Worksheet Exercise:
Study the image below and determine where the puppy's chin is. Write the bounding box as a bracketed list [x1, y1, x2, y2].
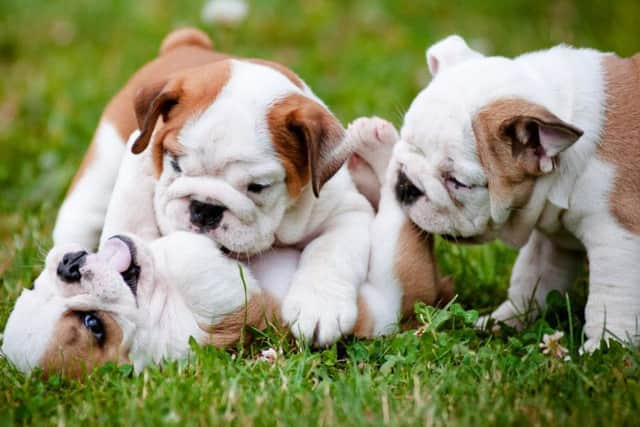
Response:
[403, 200, 491, 241]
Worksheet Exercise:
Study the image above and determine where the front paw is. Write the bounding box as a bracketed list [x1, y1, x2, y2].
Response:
[346, 117, 398, 182]
[475, 301, 526, 332]
[281, 286, 357, 347]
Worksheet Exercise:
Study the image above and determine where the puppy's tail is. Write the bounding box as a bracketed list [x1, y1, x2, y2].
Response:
[159, 27, 213, 56]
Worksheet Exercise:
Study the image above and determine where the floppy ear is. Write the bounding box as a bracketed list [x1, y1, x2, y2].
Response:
[286, 102, 347, 197]
[499, 107, 583, 175]
[426, 35, 483, 77]
[131, 80, 181, 154]
[268, 95, 348, 198]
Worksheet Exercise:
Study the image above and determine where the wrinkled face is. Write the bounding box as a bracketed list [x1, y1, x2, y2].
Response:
[132, 59, 347, 255]
[1, 236, 152, 377]
[392, 36, 582, 243]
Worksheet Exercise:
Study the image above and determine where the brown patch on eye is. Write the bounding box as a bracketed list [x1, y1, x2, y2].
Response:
[393, 220, 453, 322]
[39, 311, 127, 379]
[246, 59, 305, 89]
[598, 54, 640, 234]
[200, 293, 280, 348]
[68, 35, 229, 192]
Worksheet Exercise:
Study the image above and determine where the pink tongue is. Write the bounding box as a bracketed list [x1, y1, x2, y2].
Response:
[97, 238, 132, 273]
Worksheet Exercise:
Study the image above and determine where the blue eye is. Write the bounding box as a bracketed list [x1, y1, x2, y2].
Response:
[247, 183, 270, 193]
[81, 312, 105, 344]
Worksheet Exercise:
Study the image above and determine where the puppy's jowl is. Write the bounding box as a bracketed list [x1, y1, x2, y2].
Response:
[385, 35, 640, 351]
[52, 28, 373, 346]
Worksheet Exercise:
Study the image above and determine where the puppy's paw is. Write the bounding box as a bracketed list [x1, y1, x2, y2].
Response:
[281, 286, 357, 347]
[474, 301, 526, 331]
[346, 117, 398, 182]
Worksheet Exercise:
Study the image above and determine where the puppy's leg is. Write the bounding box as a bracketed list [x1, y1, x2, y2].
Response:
[100, 130, 160, 245]
[477, 230, 583, 330]
[357, 166, 448, 337]
[578, 220, 640, 352]
[53, 121, 125, 249]
[346, 117, 399, 209]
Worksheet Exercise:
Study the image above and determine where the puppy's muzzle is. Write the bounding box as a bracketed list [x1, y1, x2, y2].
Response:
[395, 171, 425, 205]
[57, 250, 88, 283]
[190, 200, 226, 230]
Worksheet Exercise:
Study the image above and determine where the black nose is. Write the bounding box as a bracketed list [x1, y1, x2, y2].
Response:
[395, 171, 425, 205]
[57, 251, 88, 283]
[190, 200, 226, 230]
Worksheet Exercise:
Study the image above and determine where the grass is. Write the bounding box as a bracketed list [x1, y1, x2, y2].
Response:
[1, 0, 640, 425]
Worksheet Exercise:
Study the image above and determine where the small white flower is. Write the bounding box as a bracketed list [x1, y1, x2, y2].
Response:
[540, 331, 569, 359]
[257, 348, 281, 364]
[201, 0, 248, 25]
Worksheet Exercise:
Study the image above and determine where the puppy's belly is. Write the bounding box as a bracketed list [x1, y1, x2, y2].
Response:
[248, 248, 300, 303]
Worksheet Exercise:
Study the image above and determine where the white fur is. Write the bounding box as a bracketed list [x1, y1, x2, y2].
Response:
[53, 122, 125, 249]
[395, 35, 639, 350]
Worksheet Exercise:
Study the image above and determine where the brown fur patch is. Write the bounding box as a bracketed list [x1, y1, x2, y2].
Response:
[159, 27, 213, 56]
[200, 293, 279, 348]
[598, 54, 640, 234]
[39, 311, 127, 378]
[267, 94, 346, 197]
[352, 294, 375, 338]
[246, 59, 305, 89]
[131, 60, 232, 176]
[471, 98, 550, 218]
[393, 220, 450, 320]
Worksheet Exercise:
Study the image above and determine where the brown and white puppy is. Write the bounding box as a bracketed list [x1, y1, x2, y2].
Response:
[346, 117, 453, 334]
[385, 35, 640, 352]
[52, 28, 373, 346]
[1, 231, 301, 377]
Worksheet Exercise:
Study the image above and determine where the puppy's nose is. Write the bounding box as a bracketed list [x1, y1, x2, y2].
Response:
[57, 251, 88, 283]
[395, 171, 425, 205]
[190, 200, 226, 230]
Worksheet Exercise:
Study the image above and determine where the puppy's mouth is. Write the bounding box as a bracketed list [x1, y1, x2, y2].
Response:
[220, 246, 253, 263]
[440, 234, 481, 245]
[106, 236, 141, 296]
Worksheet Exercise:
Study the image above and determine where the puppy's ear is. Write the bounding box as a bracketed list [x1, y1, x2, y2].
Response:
[269, 95, 347, 198]
[499, 107, 583, 175]
[131, 80, 181, 154]
[426, 35, 483, 77]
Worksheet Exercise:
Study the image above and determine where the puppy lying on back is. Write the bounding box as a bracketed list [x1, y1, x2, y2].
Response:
[346, 117, 453, 334]
[52, 28, 373, 346]
[380, 35, 640, 352]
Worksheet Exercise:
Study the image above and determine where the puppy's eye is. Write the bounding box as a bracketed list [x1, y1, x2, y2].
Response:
[81, 312, 105, 344]
[445, 175, 471, 190]
[247, 183, 270, 193]
[170, 156, 182, 173]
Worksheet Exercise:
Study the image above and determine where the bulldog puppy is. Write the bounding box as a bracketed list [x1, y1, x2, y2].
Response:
[1, 232, 298, 377]
[387, 35, 640, 351]
[346, 117, 453, 335]
[52, 28, 373, 346]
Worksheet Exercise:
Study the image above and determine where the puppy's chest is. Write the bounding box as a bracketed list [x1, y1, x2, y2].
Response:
[537, 203, 584, 251]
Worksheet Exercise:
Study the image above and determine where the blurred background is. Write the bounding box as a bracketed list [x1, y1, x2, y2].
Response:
[1, 0, 639, 314]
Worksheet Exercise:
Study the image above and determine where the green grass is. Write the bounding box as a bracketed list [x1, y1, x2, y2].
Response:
[1, 0, 640, 425]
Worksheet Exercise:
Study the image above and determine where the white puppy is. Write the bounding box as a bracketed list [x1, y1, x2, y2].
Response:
[52, 28, 373, 346]
[1, 231, 301, 377]
[384, 35, 640, 351]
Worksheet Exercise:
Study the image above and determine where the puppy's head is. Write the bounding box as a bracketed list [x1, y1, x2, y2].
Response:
[131, 59, 349, 255]
[393, 35, 583, 243]
[1, 236, 153, 377]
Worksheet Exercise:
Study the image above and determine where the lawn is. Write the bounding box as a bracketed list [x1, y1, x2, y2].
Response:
[1, 0, 640, 425]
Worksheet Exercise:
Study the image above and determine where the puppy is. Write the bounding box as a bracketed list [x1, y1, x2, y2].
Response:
[385, 35, 640, 351]
[52, 28, 373, 346]
[346, 117, 453, 334]
[1, 231, 304, 377]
